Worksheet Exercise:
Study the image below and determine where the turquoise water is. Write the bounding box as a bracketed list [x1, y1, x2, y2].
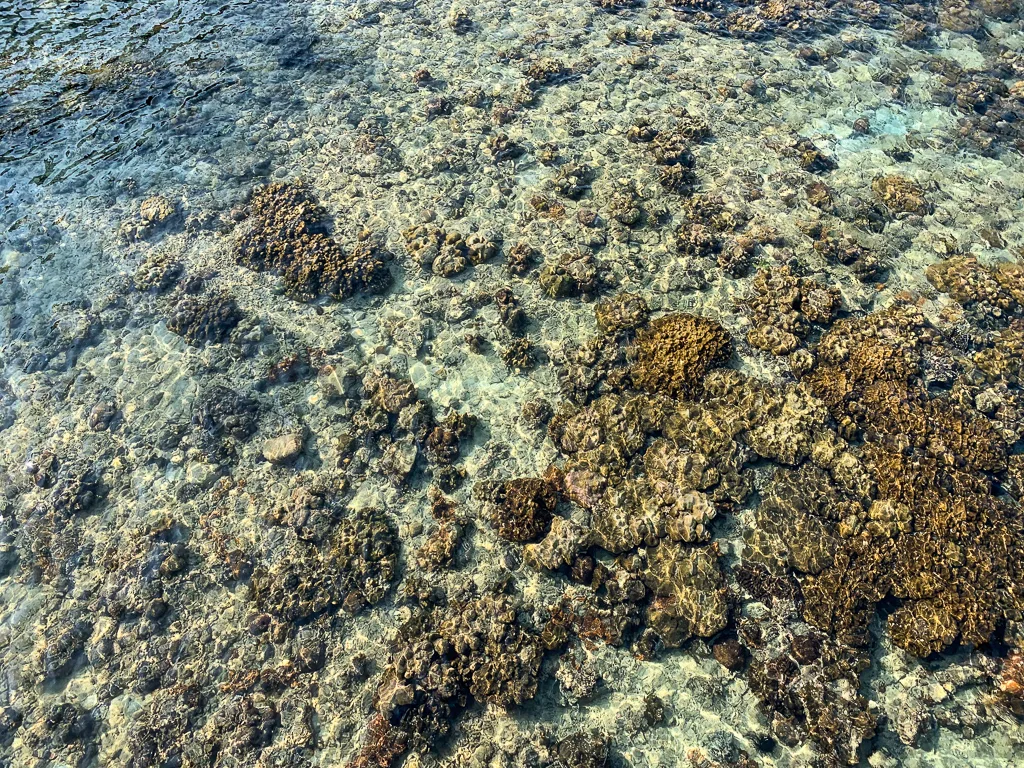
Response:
[2, 1, 1024, 766]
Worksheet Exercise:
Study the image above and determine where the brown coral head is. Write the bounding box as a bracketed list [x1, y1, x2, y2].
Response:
[236, 182, 391, 301]
[629, 313, 732, 398]
[480, 477, 560, 543]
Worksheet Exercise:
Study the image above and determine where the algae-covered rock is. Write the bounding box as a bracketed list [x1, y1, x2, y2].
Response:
[262, 432, 303, 464]
[380, 434, 418, 484]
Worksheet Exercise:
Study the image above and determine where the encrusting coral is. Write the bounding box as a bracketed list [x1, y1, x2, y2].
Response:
[529, 264, 1024, 762]
[926, 255, 1024, 327]
[642, 541, 730, 647]
[594, 291, 649, 335]
[740, 299, 1024, 658]
[401, 224, 499, 278]
[539, 249, 600, 298]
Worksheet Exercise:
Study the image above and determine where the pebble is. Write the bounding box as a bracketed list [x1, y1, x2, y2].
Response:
[262, 432, 304, 464]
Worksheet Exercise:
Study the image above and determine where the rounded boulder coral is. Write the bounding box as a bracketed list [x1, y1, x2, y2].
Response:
[629, 313, 732, 398]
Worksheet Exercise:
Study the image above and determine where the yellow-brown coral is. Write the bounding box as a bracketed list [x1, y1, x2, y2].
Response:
[629, 313, 732, 398]
[872, 174, 932, 216]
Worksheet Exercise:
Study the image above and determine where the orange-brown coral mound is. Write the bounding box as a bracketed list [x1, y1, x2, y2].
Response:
[629, 313, 732, 398]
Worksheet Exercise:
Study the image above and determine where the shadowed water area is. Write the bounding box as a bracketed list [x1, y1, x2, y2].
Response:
[2, 1, 1024, 766]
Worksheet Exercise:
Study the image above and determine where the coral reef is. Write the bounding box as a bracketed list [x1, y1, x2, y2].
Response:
[741, 609, 876, 765]
[402, 224, 499, 278]
[501, 336, 536, 372]
[643, 541, 730, 647]
[120, 194, 180, 240]
[740, 266, 841, 356]
[476, 476, 560, 543]
[551, 162, 593, 199]
[8, 4, 1024, 768]
[594, 292, 649, 335]
[673, 194, 767, 277]
[737, 300, 1024, 660]
[927, 255, 1024, 327]
[812, 227, 883, 283]
[551, 730, 609, 767]
[166, 291, 242, 345]
[416, 521, 462, 572]
[251, 507, 398, 622]
[539, 249, 600, 298]
[505, 242, 536, 276]
[133, 252, 184, 293]
[871, 175, 932, 216]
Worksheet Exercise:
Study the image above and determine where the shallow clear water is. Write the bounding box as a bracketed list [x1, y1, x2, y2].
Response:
[2, 1, 1024, 767]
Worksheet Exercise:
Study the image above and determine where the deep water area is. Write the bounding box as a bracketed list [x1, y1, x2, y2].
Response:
[3, 0, 1024, 766]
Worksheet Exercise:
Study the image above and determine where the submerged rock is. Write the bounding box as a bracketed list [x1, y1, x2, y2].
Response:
[262, 432, 304, 464]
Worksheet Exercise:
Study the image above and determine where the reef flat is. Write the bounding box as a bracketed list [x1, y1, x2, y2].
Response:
[2, 0, 1024, 766]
